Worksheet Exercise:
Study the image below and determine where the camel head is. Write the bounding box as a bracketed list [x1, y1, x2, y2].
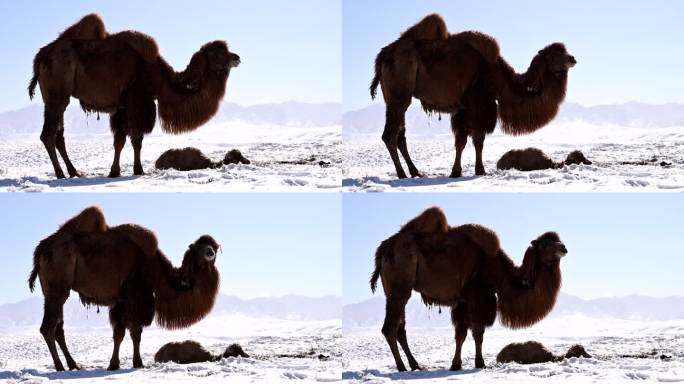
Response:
[530, 231, 567, 266]
[535, 43, 576, 78]
[177, 235, 220, 289]
[565, 150, 592, 166]
[180, 41, 240, 91]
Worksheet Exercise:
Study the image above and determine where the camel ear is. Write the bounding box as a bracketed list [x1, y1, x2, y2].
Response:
[530, 239, 538, 246]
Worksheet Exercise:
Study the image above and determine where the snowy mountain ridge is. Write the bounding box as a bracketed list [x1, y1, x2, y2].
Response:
[0, 294, 342, 327]
[0, 101, 341, 136]
[343, 293, 684, 328]
[343, 102, 684, 139]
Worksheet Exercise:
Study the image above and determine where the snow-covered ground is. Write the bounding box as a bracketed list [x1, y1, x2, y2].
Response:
[342, 123, 684, 192]
[0, 123, 341, 192]
[343, 316, 684, 383]
[0, 315, 341, 383]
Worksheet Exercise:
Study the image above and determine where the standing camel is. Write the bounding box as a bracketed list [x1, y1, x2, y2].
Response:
[28, 14, 240, 178]
[28, 206, 221, 371]
[370, 14, 575, 178]
[370, 207, 566, 371]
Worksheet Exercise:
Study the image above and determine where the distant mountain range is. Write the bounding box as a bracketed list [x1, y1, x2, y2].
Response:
[0, 294, 341, 328]
[343, 293, 684, 328]
[343, 102, 684, 139]
[0, 101, 341, 136]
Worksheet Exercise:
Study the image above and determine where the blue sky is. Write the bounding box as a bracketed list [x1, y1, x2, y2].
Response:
[0, 193, 341, 305]
[343, 0, 684, 111]
[0, 0, 341, 112]
[343, 193, 684, 304]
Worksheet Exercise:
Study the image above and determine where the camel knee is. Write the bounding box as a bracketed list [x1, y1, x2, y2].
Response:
[382, 130, 399, 146]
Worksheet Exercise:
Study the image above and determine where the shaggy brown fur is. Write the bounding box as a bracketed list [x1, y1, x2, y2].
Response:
[155, 147, 218, 171]
[28, 14, 240, 179]
[370, 207, 566, 371]
[28, 207, 221, 371]
[154, 341, 249, 364]
[370, 14, 575, 178]
[496, 341, 591, 364]
[154, 147, 250, 171]
[496, 148, 592, 171]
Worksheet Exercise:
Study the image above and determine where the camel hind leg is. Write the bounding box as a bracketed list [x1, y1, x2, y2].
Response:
[382, 102, 411, 179]
[449, 319, 468, 371]
[55, 317, 80, 370]
[40, 291, 70, 371]
[397, 127, 422, 178]
[397, 313, 422, 370]
[40, 102, 69, 179]
[55, 121, 80, 178]
[127, 89, 155, 176]
[381, 293, 411, 371]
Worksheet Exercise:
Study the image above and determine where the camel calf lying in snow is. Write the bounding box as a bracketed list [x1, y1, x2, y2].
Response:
[497, 341, 591, 364]
[154, 340, 249, 364]
[497, 148, 591, 171]
[155, 147, 250, 171]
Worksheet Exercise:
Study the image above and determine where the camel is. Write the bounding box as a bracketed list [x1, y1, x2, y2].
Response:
[497, 148, 592, 171]
[497, 341, 591, 364]
[370, 14, 575, 178]
[154, 147, 250, 171]
[369, 207, 566, 371]
[28, 207, 221, 371]
[28, 14, 240, 179]
[154, 341, 249, 364]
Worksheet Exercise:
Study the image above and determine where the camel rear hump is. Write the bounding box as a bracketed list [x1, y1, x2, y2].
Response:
[450, 31, 500, 64]
[108, 224, 158, 259]
[108, 30, 159, 64]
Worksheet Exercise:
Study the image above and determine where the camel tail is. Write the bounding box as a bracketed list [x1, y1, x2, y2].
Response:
[28, 56, 40, 100]
[369, 51, 383, 100]
[370, 238, 392, 293]
[28, 240, 47, 292]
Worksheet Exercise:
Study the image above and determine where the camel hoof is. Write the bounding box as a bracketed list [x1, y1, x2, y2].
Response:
[108, 170, 120, 178]
[449, 171, 462, 178]
[410, 364, 424, 371]
[475, 359, 485, 369]
[475, 167, 486, 176]
[410, 172, 424, 178]
[449, 363, 462, 371]
[107, 362, 120, 371]
[133, 167, 144, 176]
[67, 363, 81, 370]
[55, 172, 66, 179]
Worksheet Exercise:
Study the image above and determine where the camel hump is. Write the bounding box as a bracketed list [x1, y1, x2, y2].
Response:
[400, 206, 449, 233]
[399, 13, 449, 41]
[108, 30, 159, 63]
[451, 31, 500, 64]
[451, 224, 500, 259]
[57, 13, 107, 41]
[109, 224, 158, 258]
[58, 206, 108, 234]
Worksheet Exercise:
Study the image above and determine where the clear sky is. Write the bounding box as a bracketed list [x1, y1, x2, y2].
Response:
[343, 0, 684, 111]
[343, 193, 684, 304]
[0, 0, 341, 113]
[0, 193, 341, 305]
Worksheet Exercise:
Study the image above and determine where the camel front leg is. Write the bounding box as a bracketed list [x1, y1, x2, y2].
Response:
[382, 295, 410, 371]
[130, 133, 144, 176]
[450, 123, 468, 178]
[108, 111, 127, 178]
[472, 325, 486, 369]
[129, 325, 144, 368]
[40, 103, 68, 179]
[108, 304, 126, 370]
[397, 314, 422, 370]
[473, 132, 486, 176]
[449, 320, 468, 371]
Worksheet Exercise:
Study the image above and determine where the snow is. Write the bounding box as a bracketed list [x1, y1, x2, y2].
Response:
[0, 122, 341, 192]
[342, 316, 684, 383]
[0, 315, 341, 383]
[342, 122, 684, 192]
